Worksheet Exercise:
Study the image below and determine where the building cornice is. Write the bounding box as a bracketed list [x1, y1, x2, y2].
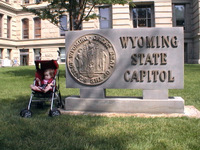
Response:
[0, 37, 65, 48]
[0, 1, 22, 13]
[0, 1, 49, 14]
[21, 2, 49, 9]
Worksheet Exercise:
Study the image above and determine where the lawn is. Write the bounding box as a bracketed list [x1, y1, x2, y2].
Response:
[0, 64, 199, 150]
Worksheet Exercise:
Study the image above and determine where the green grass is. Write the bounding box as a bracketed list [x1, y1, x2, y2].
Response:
[0, 64, 200, 150]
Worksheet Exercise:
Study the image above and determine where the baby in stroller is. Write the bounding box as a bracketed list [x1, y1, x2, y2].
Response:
[20, 60, 63, 118]
[30, 69, 54, 93]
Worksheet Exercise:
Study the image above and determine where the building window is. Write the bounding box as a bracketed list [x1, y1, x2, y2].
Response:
[7, 49, 11, 59]
[59, 15, 67, 36]
[7, 16, 11, 38]
[99, 6, 112, 29]
[59, 47, 65, 63]
[34, 49, 41, 61]
[184, 43, 188, 63]
[173, 4, 185, 28]
[24, 0, 29, 4]
[131, 5, 153, 28]
[34, 17, 41, 38]
[0, 48, 2, 66]
[36, 0, 42, 4]
[0, 14, 3, 37]
[0, 48, 3, 59]
[22, 18, 29, 39]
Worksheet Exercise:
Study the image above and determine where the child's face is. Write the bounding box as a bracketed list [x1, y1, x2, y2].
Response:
[44, 71, 51, 80]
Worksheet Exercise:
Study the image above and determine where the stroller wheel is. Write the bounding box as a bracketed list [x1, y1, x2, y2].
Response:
[49, 109, 61, 117]
[20, 109, 32, 118]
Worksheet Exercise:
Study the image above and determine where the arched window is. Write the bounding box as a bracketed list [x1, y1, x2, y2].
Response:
[22, 18, 29, 39]
[34, 17, 41, 38]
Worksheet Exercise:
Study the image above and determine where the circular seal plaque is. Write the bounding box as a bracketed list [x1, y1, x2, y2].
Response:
[67, 34, 116, 85]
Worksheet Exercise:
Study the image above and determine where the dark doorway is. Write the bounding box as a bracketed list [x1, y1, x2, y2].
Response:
[20, 49, 29, 66]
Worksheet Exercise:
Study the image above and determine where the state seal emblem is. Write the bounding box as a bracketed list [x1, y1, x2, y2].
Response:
[67, 34, 116, 85]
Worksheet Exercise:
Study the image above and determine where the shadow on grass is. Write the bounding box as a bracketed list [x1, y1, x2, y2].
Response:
[0, 95, 143, 150]
[1, 94, 200, 150]
[0, 65, 200, 149]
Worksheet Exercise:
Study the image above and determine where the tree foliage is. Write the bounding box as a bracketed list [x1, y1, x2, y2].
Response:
[23, 0, 131, 31]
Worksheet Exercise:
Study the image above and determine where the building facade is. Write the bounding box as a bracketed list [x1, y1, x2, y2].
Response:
[0, 0, 199, 66]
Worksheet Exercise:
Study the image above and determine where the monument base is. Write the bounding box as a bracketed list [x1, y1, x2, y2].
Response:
[64, 96, 184, 114]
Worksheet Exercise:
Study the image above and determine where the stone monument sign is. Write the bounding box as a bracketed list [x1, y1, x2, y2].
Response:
[65, 28, 184, 113]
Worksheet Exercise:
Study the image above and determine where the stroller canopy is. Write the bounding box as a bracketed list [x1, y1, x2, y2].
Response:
[35, 60, 59, 70]
[34, 60, 59, 82]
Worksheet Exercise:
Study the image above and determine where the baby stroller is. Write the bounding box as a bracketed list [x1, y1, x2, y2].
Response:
[20, 60, 63, 117]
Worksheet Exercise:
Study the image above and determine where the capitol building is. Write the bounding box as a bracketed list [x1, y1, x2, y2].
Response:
[0, 0, 199, 66]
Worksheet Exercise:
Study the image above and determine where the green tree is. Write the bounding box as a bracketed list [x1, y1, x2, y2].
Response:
[23, 0, 131, 31]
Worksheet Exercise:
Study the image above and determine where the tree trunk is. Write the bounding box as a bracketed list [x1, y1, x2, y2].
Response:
[69, 0, 74, 31]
